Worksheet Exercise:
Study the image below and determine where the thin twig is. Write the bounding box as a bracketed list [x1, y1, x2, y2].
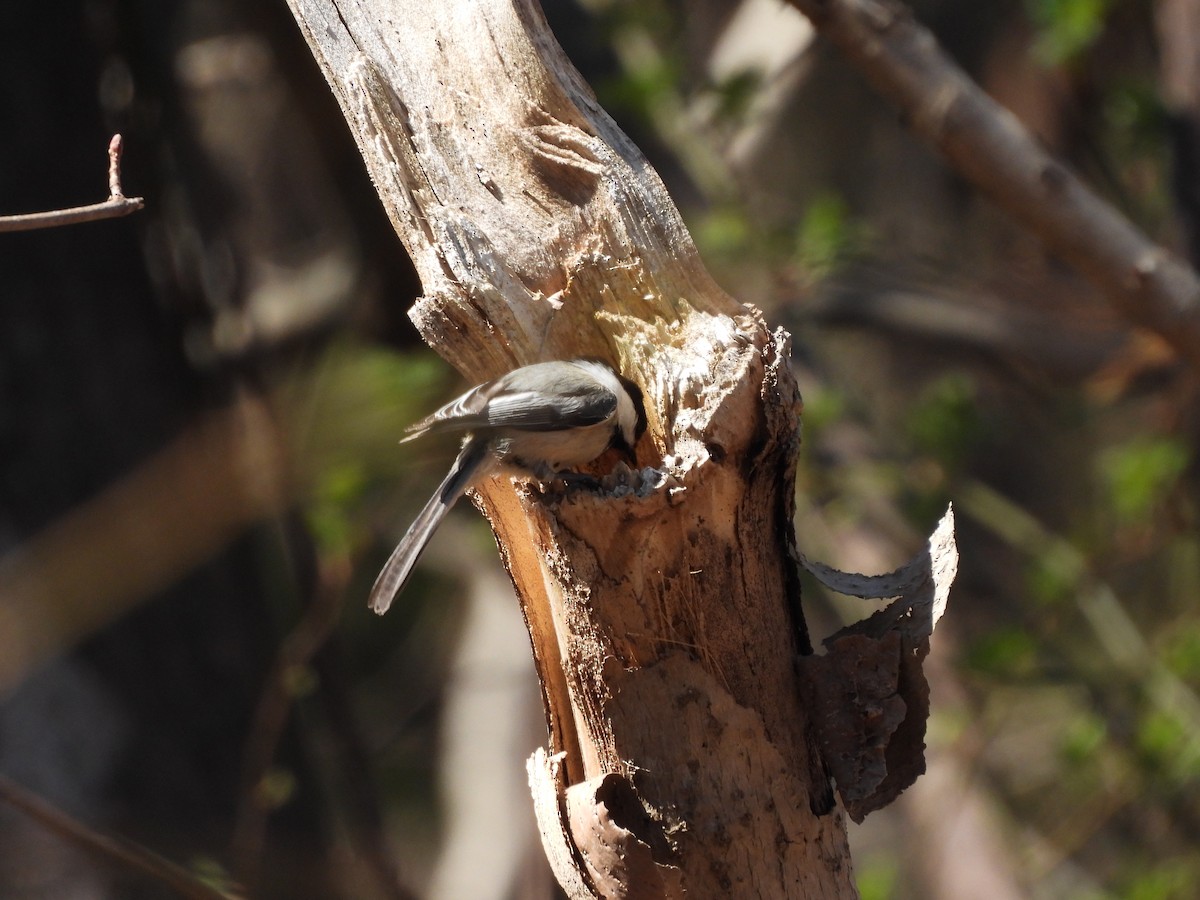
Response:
[0, 134, 144, 233]
[107, 133, 128, 200]
[230, 518, 353, 892]
[229, 513, 416, 899]
[785, 0, 1200, 370]
[313, 641, 417, 900]
[0, 774, 242, 900]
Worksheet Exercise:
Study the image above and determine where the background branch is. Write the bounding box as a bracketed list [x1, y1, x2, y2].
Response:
[0, 775, 239, 900]
[0, 135, 144, 233]
[785, 0, 1200, 369]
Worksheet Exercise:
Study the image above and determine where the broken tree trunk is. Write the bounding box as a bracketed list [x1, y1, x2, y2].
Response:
[285, 0, 863, 894]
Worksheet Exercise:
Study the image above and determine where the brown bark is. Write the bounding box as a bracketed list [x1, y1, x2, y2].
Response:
[284, 0, 859, 895]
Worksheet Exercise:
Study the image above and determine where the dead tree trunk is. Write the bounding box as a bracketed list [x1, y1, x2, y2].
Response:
[285, 0, 860, 894]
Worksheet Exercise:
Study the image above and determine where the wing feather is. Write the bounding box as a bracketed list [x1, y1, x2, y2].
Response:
[401, 361, 617, 441]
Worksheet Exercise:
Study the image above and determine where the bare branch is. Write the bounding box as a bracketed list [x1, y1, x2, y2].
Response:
[0, 394, 288, 697]
[0, 134, 144, 233]
[0, 775, 240, 900]
[230, 542, 417, 900]
[785, 0, 1200, 370]
[107, 133, 129, 200]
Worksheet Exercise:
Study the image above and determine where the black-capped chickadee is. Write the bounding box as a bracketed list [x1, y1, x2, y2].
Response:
[370, 359, 646, 615]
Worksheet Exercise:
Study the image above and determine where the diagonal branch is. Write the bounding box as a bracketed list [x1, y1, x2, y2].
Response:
[785, 0, 1200, 370]
[0, 775, 239, 900]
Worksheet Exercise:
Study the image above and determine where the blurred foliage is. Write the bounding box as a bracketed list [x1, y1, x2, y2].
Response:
[306, 461, 369, 558]
[1163, 623, 1200, 683]
[709, 67, 765, 126]
[692, 203, 754, 263]
[904, 374, 987, 474]
[595, 49, 681, 131]
[590, 0, 681, 127]
[1120, 859, 1200, 900]
[856, 853, 901, 900]
[1096, 436, 1190, 525]
[285, 341, 449, 482]
[1025, 0, 1114, 65]
[794, 192, 873, 285]
[287, 341, 451, 559]
[1059, 709, 1107, 765]
[966, 626, 1041, 680]
[1026, 540, 1086, 608]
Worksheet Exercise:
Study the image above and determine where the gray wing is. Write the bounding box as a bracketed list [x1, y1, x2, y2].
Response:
[400, 380, 496, 443]
[402, 362, 616, 441]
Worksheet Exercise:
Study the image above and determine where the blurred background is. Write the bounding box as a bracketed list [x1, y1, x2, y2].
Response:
[1, 0, 1198, 897]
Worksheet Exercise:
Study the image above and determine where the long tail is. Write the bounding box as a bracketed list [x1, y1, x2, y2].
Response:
[369, 436, 491, 615]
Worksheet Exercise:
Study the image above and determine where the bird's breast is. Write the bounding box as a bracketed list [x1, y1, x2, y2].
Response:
[495, 422, 615, 472]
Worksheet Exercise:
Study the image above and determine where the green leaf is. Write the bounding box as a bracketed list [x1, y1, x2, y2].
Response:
[306, 461, 369, 557]
[794, 192, 866, 280]
[856, 854, 900, 900]
[1096, 436, 1190, 524]
[1060, 711, 1107, 765]
[1026, 543, 1085, 607]
[966, 627, 1039, 679]
[1025, 0, 1113, 65]
[1163, 624, 1200, 682]
[905, 374, 984, 472]
[693, 206, 752, 259]
[1121, 859, 1200, 900]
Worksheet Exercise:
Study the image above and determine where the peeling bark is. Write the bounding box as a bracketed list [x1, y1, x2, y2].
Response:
[801, 508, 957, 822]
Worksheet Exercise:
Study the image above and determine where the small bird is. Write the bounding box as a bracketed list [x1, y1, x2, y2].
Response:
[369, 359, 646, 615]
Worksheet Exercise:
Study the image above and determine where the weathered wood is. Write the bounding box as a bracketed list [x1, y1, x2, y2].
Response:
[284, 0, 857, 894]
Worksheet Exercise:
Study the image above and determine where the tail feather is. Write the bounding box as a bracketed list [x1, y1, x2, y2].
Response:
[369, 436, 491, 615]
